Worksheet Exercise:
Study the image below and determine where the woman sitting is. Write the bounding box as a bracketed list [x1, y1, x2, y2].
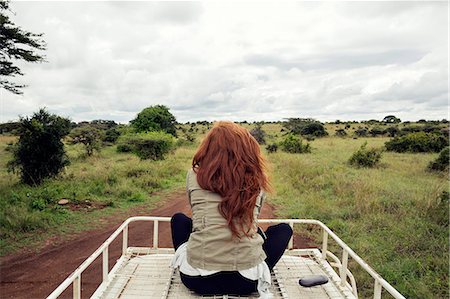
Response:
[171, 121, 293, 298]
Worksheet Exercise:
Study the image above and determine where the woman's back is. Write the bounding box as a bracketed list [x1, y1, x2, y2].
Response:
[186, 169, 266, 271]
[170, 121, 292, 297]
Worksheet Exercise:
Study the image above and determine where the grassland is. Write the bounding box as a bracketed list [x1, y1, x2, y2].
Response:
[0, 122, 448, 298]
[0, 135, 197, 255]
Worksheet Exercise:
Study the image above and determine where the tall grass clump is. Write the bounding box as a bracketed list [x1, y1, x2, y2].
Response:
[349, 142, 383, 167]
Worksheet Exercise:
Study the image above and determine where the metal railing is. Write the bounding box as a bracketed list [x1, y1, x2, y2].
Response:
[47, 216, 405, 299]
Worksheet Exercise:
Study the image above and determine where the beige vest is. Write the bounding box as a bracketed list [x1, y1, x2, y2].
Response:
[186, 169, 267, 271]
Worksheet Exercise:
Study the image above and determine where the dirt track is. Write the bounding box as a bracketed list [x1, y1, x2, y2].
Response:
[0, 189, 313, 298]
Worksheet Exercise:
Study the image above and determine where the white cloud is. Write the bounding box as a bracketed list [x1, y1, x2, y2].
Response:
[2, 1, 448, 124]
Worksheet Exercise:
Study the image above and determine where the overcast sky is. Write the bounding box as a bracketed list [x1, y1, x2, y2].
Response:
[2, 1, 448, 123]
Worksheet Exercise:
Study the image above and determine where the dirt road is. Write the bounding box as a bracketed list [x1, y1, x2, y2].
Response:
[0, 189, 313, 298]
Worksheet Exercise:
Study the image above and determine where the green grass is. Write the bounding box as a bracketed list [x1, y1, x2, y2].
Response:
[0, 137, 196, 255]
[1, 123, 448, 298]
[265, 136, 448, 298]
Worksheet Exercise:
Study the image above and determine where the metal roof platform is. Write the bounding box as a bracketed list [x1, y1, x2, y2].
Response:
[47, 217, 405, 299]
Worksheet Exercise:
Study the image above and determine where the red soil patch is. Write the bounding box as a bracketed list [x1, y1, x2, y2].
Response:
[66, 200, 109, 212]
[0, 189, 315, 299]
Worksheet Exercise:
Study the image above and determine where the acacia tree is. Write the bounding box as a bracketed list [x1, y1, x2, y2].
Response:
[69, 126, 104, 156]
[382, 115, 401, 124]
[0, 0, 46, 94]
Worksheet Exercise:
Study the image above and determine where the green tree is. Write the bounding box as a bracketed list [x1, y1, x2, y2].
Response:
[382, 115, 401, 123]
[7, 108, 70, 185]
[69, 126, 104, 156]
[130, 105, 177, 137]
[0, 0, 46, 94]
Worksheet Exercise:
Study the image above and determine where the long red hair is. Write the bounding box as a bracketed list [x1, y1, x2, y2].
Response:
[192, 121, 272, 238]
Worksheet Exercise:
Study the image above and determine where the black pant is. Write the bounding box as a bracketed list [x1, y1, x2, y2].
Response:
[170, 212, 293, 295]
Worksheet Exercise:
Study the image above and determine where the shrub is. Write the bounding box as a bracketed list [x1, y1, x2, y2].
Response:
[7, 108, 71, 185]
[130, 105, 177, 137]
[266, 143, 278, 153]
[184, 132, 196, 142]
[175, 134, 195, 147]
[385, 126, 399, 137]
[385, 132, 448, 153]
[69, 126, 104, 156]
[250, 123, 266, 144]
[103, 128, 121, 143]
[400, 126, 422, 135]
[349, 142, 383, 168]
[422, 125, 442, 133]
[300, 122, 328, 137]
[369, 127, 384, 137]
[280, 135, 311, 153]
[116, 143, 133, 152]
[355, 127, 368, 137]
[335, 129, 347, 137]
[428, 147, 449, 172]
[117, 132, 174, 160]
[0, 121, 20, 134]
[283, 118, 328, 137]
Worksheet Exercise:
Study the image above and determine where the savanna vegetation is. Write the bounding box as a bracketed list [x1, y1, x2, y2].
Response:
[0, 110, 448, 298]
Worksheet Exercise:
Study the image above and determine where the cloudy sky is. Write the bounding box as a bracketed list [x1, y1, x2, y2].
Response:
[2, 1, 448, 123]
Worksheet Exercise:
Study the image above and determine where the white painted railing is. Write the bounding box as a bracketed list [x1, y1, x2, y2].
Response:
[47, 216, 405, 299]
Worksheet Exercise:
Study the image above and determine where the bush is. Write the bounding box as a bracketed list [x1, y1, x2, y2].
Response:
[369, 127, 384, 137]
[175, 133, 196, 147]
[283, 118, 327, 137]
[0, 121, 20, 134]
[117, 131, 174, 160]
[7, 109, 71, 185]
[130, 105, 177, 137]
[266, 143, 278, 153]
[280, 135, 311, 153]
[116, 143, 133, 152]
[103, 128, 121, 143]
[335, 129, 347, 137]
[385, 126, 399, 137]
[69, 126, 104, 156]
[385, 132, 448, 153]
[250, 123, 266, 144]
[355, 127, 368, 137]
[349, 142, 383, 168]
[300, 122, 328, 137]
[428, 147, 449, 172]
